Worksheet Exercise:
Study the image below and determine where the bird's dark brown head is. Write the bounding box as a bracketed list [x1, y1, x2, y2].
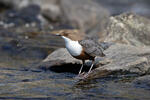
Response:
[51, 29, 85, 41]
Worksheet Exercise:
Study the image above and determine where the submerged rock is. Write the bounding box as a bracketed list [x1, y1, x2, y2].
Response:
[103, 13, 150, 46]
[133, 75, 150, 90]
[41, 44, 150, 80]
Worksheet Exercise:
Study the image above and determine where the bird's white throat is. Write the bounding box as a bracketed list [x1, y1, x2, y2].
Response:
[61, 36, 82, 56]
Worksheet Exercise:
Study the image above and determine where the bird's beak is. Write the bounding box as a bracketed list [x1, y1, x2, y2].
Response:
[56, 33, 61, 36]
[50, 30, 61, 36]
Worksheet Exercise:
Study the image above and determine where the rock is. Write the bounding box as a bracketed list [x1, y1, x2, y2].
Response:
[40, 48, 81, 71]
[60, 0, 110, 39]
[87, 44, 150, 79]
[0, 0, 61, 22]
[0, 4, 66, 70]
[42, 44, 150, 80]
[0, 0, 59, 9]
[0, 4, 42, 27]
[133, 75, 150, 90]
[103, 13, 150, 46]
[41, 41, 114, 68]
[0, 0, 110, 39]
[95, 0, 150, 18]
[41, 1, 61, 22]
[43, 48, 80, 64]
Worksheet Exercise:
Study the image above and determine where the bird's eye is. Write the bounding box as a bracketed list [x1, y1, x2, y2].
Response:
[56, 33, 60, 36]
[64, 33, 68, 36]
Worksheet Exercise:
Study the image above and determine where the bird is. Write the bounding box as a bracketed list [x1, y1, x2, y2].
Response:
[51, 29, 105, 78]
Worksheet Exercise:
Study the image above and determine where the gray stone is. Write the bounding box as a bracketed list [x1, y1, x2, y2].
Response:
[0, 0, 61, 22]
[42, 48, 81, 67]
[0, 0, 59, 9]
[42, 44, 150, 80]
[133, 75, 150, 89]
[95, 0, 150, 18]
[90, 44, 150, 79]
[60, 0, 110, 39]
[103, 13, 150, 46]
[0, 0, 110, 39]
[133, 75, 150, 84]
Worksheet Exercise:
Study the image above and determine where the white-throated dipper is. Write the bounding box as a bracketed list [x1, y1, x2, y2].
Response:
[51, 29, 105, 78]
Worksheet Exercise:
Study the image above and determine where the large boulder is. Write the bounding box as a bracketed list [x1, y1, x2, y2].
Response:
[41, 44, 150, 80]
[103, 13, 150, 46]
[60, 0, 110, 39]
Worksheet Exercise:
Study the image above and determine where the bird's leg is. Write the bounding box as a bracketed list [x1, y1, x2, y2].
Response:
[78, 60, 85, 75]
[88, 60, 95, 74]
[82, 60, 95, 79]
[74, 60, 85, 79]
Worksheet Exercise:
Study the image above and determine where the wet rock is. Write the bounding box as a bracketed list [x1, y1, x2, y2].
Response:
[42, 44, 150, 80]
[41, 48, 81, 70]
[86, 44, 150, 80]
[133, 75, 150, 90]
[103, 13, 150, 46]
[60, 0, 110, 39]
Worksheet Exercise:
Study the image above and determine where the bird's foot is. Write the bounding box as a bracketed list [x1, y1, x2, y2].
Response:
[74, 72, 91, 80]
[74, 72, 86, 80]
[82, 72, 90, 79]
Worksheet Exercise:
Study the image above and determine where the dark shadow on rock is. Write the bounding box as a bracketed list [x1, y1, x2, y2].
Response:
[49, 63, 81, 74]
[38, 61, 97, 74]
[41, 44, 150, 83]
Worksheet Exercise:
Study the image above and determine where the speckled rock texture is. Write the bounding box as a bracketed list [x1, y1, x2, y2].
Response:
[103, 13, 150, 46]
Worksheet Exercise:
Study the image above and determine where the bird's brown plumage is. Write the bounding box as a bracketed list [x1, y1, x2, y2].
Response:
[51, 29, 84, 41]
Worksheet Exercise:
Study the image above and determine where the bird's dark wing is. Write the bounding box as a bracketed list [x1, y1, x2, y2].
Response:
[79, 39, 105, 57]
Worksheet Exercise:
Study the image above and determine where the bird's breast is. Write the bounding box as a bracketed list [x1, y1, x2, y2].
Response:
[65, 41, 82, 57]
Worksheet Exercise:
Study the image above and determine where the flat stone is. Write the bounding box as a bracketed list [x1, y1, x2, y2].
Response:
[42, 44, 150, 80]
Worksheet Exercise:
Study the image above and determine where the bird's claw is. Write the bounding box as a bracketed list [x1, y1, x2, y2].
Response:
[74, 72, 85, 79]
[74, 72, 90, 80]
